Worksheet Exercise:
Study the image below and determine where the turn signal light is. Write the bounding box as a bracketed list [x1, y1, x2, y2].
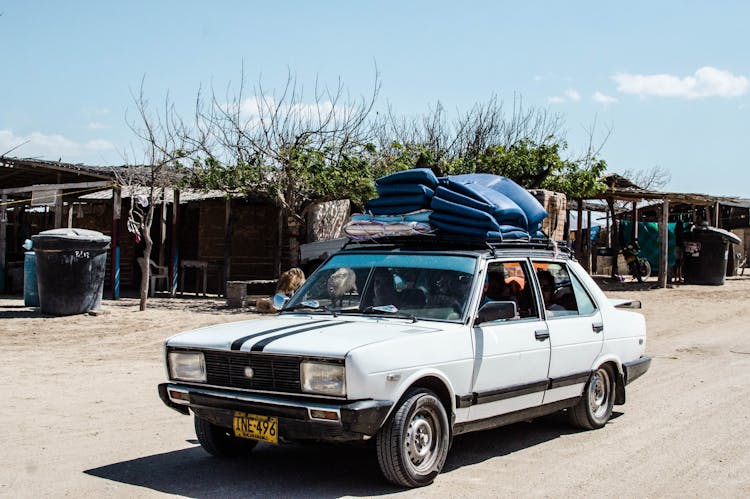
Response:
[309, 409, 340, 421]
[169, 390, 190, 402]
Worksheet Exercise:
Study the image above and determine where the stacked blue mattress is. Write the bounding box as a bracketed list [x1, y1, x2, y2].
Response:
[365, 169, 548, 240]
[365, 168, 438, 215]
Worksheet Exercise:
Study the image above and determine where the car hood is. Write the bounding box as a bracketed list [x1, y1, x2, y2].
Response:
[166, 314, 447, 358]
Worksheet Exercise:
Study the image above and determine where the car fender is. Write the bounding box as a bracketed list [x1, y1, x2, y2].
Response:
[590, 353, 623, 375]
[590, 353, 626, 405]
[380, 368, 458, 426]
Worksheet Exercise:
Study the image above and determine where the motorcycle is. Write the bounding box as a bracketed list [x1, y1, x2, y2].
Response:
[622, 241, 651, 282]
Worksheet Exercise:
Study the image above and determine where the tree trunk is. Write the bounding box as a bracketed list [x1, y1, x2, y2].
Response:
[139, 203, 155, 311]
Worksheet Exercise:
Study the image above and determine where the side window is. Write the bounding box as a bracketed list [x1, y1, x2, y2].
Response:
[483, 261, 539, 319]
[569, 271, 597, 315]
[533, 261, 595, 317]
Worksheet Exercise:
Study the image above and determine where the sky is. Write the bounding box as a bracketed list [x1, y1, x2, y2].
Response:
[2, 1, 749, 197]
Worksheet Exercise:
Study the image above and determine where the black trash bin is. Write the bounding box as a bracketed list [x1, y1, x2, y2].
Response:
[32, 228, 111, 315]
[682, 225, 741, 285]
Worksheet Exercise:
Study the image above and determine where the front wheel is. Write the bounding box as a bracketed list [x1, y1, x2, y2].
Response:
[376, 388, 450, 488]
[569, 365, 615, 430]
[194, 415, 258, 458]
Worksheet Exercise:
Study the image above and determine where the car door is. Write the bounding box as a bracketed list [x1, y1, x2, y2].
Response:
[532, 259, 603, 404]
[468, 259, 551, 421]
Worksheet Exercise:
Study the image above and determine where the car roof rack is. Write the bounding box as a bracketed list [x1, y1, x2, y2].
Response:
[342, 234, 572, 257]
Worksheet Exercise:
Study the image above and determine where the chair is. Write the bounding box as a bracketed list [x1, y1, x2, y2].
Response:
[137, 257, 169, 296]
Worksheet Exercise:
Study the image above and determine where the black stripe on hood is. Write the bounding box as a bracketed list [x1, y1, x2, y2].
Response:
[230, 319, 329, 350]
[250, 321, 353, 352]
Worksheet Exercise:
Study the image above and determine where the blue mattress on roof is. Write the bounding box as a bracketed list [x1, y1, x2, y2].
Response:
[376, 183, 435, 198]
[365, 170, 549, 240]
[375, 168, 439, 189]
[434, 183, 528, 228]
[447, 174, 548, 227]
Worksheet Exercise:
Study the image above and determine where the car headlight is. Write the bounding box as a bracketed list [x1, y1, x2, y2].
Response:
[300, 361, 346, 396]
[168, 351, 206, 382]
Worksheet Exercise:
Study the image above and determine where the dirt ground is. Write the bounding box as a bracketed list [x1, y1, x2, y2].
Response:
[1, 276, 749, 498]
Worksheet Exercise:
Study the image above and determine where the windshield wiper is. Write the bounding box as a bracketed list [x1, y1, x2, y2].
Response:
[284, 301, 338, 317]
[362, 305, 418, 323]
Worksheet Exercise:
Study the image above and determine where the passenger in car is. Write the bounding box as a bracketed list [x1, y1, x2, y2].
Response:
[481, 271, 520, 319]
[486, 270, 520, 308]
[429, 273, 467, 316]
[537, 269, 567, 314]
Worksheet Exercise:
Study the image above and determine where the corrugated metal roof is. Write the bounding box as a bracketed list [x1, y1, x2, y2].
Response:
[79, 187, 240, 203]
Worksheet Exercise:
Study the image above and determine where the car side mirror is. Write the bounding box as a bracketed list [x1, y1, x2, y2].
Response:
[476, 301, 517, 325]
[272, 293, 290, 310]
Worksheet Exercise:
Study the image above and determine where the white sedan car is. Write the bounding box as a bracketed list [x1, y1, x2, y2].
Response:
[159, 238, 650, 488]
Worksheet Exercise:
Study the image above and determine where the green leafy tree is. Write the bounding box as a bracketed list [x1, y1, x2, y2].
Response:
[375, 98, 608, 199]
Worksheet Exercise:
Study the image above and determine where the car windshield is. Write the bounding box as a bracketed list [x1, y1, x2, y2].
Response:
[284, 253, 477, 322]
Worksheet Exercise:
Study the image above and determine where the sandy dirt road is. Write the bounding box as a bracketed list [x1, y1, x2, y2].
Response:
[1, 277, 749, 498]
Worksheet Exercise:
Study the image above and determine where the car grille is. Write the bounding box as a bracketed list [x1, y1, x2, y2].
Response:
[201, 350, 302, 393]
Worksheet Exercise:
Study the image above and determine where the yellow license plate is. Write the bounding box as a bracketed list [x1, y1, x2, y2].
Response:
[233, 412, 278, 444]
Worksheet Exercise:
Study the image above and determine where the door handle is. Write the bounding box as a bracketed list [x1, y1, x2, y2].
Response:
[592, 322, 604, 333]
[535, 329, 550, 341]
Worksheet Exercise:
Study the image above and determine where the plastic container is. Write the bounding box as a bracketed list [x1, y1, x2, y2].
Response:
[682, 225, 741, 286]
[32, 228, 111, 315]
[23, 251, 39, 307]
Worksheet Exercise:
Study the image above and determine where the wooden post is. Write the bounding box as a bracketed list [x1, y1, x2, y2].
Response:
[658, 198, 670, 288]
[605, 209, 611, 246]
[0, 194, 7, 293]
[170, 189, 179, 297]
[111, 187, 121, 300]
[713, 201, 721, 227]
[631, 201, 639, 241]
[608, 197, 619, 278]
[158, 195, 167, 268]
[275, 207, 283, 277]
[576, 199, 584, 259]
[223, 198, 232, 294]
[586, 210, 593, 273]
[54, 192, 63, 228]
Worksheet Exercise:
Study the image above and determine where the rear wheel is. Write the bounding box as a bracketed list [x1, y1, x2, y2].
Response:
[376, 388, 450, 488]
[639, 259, 652, 279]
[569, 365, 615, 430]
[194, 415, 258, 458]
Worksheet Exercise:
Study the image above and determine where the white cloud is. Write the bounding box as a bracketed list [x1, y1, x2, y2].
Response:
[547, 88, 581, 104]
[565, 89, 581, 101]
[612, 66, 748, 99]
[87, 122, 110, 130]
[592, 91, 618, 105]
[235, 96, 344, 122]
[0, 129, 115, 160]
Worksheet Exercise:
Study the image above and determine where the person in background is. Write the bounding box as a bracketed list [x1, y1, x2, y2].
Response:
[674, 221, 685, 283]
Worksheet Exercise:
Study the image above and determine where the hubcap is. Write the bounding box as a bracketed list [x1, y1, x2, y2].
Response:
[404, 406, 442, 473]
[588, 368, 611, 419]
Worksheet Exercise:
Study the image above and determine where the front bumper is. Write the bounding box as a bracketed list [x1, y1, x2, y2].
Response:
[623, 355, 651, 385]
[158, 383, 392, 442]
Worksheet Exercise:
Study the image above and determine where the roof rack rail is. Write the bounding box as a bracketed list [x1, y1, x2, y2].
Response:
[342, 234, 572, 256]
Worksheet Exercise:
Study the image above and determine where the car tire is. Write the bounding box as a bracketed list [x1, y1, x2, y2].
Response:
[194, 415, 258, 458]
[569, 364, 615, 430]
[376, 388, 450, 488]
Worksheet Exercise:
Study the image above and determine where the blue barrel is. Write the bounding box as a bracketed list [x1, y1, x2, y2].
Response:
[24, 251, 39, 307]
